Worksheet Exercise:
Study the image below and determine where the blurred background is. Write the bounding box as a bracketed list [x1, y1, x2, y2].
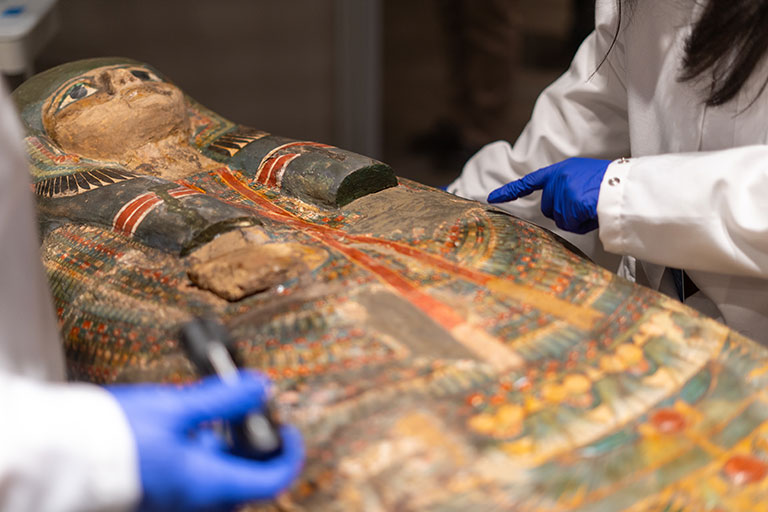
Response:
[13, 0, 592, 187]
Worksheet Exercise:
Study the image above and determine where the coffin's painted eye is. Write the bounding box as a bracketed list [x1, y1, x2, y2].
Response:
[130, 69, 160, 81]
[57, 82, 97, 111]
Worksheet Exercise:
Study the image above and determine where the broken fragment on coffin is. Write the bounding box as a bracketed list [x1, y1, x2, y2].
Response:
[187, 243, 306, 301]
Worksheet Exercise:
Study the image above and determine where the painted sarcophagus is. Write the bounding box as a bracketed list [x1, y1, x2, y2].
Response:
[14, 58, 768, 511]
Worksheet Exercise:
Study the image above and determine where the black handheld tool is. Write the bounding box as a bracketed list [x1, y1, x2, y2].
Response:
[179, 317, 283, 460]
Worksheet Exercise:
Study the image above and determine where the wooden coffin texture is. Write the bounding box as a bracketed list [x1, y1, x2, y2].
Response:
[13, 58, 768, 511]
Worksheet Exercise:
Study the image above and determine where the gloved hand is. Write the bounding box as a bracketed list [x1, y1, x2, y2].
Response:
[107, 371, 304, 512]
[487, 157, 611, 234]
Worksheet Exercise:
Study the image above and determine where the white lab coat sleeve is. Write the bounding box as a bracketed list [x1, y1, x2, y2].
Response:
[0, 80, 141, 511]
[447, 0, 630, 205]
[0, 379, 141, 512]
[598, 146, 768, 278]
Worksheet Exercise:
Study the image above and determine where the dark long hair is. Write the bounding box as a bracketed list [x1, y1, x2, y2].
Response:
[614, 0, 768, 106]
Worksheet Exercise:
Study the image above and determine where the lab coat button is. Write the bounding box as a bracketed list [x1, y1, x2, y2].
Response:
[608, 177, 621, 186]
[616, 157, 630, 164]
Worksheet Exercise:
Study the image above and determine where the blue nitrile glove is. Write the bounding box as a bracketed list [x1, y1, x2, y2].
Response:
[107, 371, 304, 512]
[487, 157, 611, 234]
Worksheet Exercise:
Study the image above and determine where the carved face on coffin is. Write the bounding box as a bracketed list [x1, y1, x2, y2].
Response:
[42, 65, 193, 170]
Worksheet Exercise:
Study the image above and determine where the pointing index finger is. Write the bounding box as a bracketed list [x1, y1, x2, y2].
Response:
[487, 166, 555, 203]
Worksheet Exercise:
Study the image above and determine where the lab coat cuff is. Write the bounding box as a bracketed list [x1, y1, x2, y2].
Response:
[597, 157, 633, 255]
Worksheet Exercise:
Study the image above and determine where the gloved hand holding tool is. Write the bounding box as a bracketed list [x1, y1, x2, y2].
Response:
[488, 157, 611, 234]
[108, 317, 303, 512]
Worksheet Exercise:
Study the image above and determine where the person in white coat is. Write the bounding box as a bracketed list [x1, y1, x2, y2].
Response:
[0, 81, 304, 510]
[448, 0, 768, 344]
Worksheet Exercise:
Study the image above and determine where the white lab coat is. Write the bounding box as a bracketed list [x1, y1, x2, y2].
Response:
[0, 82, 140, 510]
[448, 0, 768, 344]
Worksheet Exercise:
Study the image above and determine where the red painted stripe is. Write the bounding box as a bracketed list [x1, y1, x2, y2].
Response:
[168, 188, 199, 198]
[353, 234, 493, 286]
[220, 169, 299, 218]
[256, 141, 334, 185]
[256, 156, 280, 185]
[266, 153, 299, 188]
[117, 187, 200, 235]
[318, 235, 464, 328]
[280, 141, 333, 150]
[113, 192, 157, 233]
[174, 180, 206, 194]
[119, 196, 163, 234]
